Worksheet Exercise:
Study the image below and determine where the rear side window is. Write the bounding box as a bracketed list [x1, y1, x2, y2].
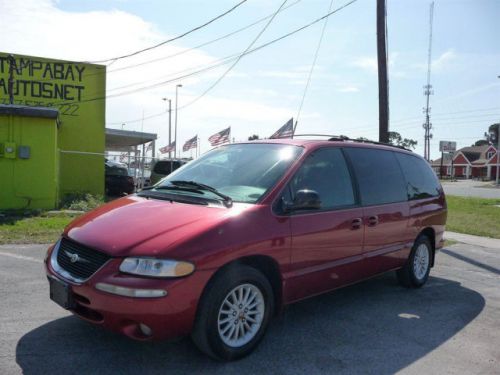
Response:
[345, 148, 407, 206]
[290, 147, 355, 209]
[395, 153, 440, 200]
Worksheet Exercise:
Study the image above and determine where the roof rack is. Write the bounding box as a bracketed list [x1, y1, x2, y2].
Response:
[335, 137, 410, 151]
[293, 134, 349, 140]
[292, 134, 410, 151]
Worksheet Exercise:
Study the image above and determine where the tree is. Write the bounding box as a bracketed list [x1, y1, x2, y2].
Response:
[248, 134, 259, 141]
[388, 131, 417, 150]
[473, 139, 489, 147]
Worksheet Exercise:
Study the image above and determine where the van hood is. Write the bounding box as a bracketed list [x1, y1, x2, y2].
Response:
[64, 195, 251, 257]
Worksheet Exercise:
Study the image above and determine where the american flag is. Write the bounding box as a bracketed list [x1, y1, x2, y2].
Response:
[208, 127, 230, 146]
[270, 118, 294, 139]
[183, 135, 198, 152]
[159, 141, 175, 154]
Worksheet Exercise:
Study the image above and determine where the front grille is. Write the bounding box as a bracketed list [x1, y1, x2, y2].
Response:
[57, 238, 111, 280]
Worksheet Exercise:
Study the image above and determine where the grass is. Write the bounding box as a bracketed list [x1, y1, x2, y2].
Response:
[446, 195, 500, 239]
[0, 215, 74, 244]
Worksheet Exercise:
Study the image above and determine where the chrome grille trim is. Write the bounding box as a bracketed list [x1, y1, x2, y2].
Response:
[50, 238, 111, 284]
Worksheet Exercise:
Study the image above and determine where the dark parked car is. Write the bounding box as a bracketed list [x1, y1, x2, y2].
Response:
[46, 139, 447, 361]
[105, 160, 135, 196]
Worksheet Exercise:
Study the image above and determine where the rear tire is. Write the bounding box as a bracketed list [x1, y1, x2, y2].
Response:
[191, 265, 274, 361]
[397, 235, 432, 288]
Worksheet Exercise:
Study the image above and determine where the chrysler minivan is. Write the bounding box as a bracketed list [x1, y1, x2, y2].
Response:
[45, 138, 447, 360]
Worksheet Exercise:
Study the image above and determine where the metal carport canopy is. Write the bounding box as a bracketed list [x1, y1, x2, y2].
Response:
[105, 128, 157, 152]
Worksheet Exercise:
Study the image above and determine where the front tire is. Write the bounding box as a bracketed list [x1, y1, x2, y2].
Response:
[397, 235, 432, 288]
[191, 265, 274, 361]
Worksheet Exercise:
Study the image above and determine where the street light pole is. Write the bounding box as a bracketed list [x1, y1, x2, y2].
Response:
[174, 84, 183, 158]
[162, 98, 172, 159]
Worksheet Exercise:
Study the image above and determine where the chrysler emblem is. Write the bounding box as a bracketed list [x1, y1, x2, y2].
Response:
[64, 250, 89, 264]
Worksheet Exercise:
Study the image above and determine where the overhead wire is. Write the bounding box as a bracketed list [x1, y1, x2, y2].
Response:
[86, 0, 249, 64]
[293, 0, 335, 134]
[100, 0, 304, 77]
[34, 0, 360, 109]
[176, 0, 290, 110]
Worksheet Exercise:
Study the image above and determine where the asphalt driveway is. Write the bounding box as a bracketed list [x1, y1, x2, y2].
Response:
[442, 179, 500, 199]
[0, 242, 498, 374]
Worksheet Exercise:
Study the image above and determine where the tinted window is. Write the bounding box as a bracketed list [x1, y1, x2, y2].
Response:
[290, 148, 355, 209]
[153, 161, 181, 175]
[105, 165, 129, 176]
[395, 153, 440, 199]
[345, 148, 406, 206]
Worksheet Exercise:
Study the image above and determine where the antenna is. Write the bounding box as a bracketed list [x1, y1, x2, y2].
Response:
[423, 2, 434, 161]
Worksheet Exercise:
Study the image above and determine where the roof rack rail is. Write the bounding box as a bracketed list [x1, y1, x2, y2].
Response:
[342, 138, 410, 151]
[292, 134, 411, 151]
[293, 134, 349, 139]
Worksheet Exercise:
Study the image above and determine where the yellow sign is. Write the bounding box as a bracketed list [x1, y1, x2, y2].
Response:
[0, 52, 106, 199]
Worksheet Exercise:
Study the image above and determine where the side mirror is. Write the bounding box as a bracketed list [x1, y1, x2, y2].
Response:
[284, 189, 321, 212]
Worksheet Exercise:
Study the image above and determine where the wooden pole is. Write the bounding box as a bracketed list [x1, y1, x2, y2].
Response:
[377, 0, 389, 143]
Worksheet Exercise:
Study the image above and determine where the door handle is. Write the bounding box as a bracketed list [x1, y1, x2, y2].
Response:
[367, 216, 379, 226]
[351, 218, 362, 230]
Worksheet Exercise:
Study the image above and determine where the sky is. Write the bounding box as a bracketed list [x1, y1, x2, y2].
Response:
[1, 0, 499, 159]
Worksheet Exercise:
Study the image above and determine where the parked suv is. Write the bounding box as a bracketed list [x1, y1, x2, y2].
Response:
[150, 158, 188, 185]
[46, 139, 446, 361]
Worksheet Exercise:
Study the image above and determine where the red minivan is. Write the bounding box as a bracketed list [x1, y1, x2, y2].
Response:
[45, 138, 447, 360]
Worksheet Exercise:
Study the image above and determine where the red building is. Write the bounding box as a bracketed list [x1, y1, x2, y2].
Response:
[431, 144, 498, 180]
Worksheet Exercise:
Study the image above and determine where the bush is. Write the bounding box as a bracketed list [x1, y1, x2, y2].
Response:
[61, 193, 104, 212]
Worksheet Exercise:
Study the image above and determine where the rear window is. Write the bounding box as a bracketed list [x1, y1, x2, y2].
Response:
[395, 153, 440, 200]
[153, 161, 181, 175]
[106, 165, 129, 176]
[344, 147, 407, 206]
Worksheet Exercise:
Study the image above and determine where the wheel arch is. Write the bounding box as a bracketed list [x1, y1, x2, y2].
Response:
[198, 255, 284, 318]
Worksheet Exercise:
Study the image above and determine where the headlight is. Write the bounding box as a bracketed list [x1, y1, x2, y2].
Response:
[119, 257, 195, 278]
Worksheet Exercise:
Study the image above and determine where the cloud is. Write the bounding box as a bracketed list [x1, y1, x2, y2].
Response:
[432, 49, 457, 70]
[1, 0, 302, 152]
[352, 57, 378, 73]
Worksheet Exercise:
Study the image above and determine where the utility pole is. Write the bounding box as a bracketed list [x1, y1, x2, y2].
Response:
[174, 84, 182, 159]
[163, 98, 172, 158]
[377, 0, 389, 144]
[423, 2, 435, 161]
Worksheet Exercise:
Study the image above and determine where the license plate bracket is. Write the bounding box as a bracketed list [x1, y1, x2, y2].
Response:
[49, 277, 75, 309]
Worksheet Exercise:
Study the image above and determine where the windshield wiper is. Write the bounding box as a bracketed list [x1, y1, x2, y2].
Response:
[170, 180, 233, 208]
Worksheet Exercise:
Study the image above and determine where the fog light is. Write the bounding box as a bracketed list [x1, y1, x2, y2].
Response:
[95, 283, 167, 298]
[139, 323, 152, 336]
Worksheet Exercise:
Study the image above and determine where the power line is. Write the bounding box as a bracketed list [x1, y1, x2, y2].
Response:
[177, 0, 290, 110]
[33, 0, 360, 108]
[293, 0, 334, 135]
[99, 0, 303, 77]
[87, 0, 249, 64]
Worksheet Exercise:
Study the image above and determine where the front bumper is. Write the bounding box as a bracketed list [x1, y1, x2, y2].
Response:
[45, 244, 213, 341]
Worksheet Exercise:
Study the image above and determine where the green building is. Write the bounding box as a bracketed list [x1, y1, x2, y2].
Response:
[0, 53, 106, 209]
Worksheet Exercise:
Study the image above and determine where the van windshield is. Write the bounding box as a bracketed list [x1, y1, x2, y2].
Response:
[154, 143, 303, 203]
